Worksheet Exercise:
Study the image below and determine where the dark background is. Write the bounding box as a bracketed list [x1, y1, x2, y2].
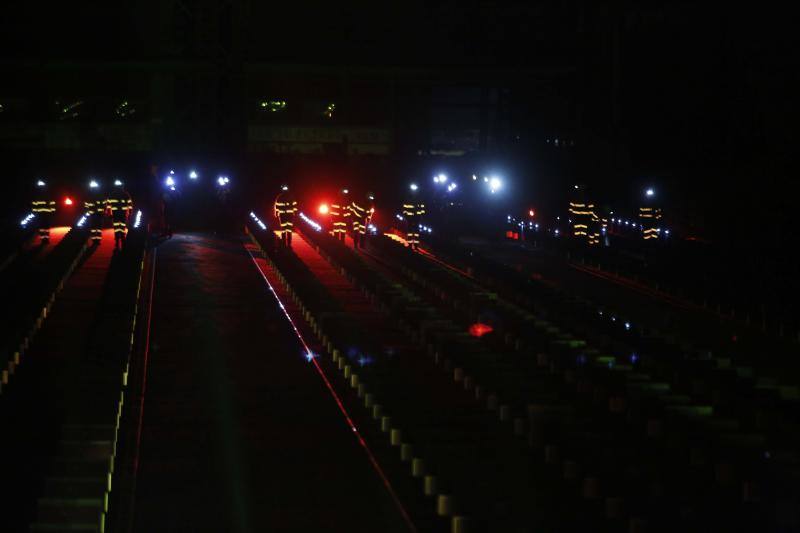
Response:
[1, 2, 797, 253]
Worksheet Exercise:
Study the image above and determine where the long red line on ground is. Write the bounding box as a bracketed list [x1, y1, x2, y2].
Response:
[568, 261, 698, 312]
[416, 247, 475, 280]
[132, 248, 156, 473]
[245, 245, 417, 533]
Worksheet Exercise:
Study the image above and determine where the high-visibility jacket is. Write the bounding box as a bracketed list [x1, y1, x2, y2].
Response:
[275, 192, 298, 231]
[106, 190, 133, 214]
[402, 200, 425, 245]
[639, 206, 662, 241]
[330, 194, 350, 237]
[349, 198, 374, 236]
[84, 192, 108, 216]
[31, 196, 56, 214]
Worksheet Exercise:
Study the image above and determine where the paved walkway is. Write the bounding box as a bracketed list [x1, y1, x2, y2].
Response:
[132, 233, 408, 532]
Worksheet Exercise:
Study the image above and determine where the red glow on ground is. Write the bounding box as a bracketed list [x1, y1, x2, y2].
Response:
[318, 203, 329, 215]
[469, 323, 494, 337]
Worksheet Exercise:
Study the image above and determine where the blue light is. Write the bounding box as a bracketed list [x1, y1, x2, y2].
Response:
[299, 212, 322, 231]
[249, 211, 268, 230]
[20, 213, 35, 226]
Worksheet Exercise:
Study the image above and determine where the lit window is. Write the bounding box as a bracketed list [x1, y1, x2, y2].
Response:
[115, 100, 136, 118]
[57, 100, 84, 121]
[259, 100, 287, 113]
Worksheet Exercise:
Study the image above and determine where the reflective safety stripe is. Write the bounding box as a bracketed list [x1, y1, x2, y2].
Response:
[32, 200, 56, 213]
[403, 202, 425, 217]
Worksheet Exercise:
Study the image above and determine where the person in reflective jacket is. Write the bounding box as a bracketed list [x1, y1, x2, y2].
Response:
[402, 184, 425, 250]
[330, 188, 350, 241]
[107, 179, 133, 248]
[274, 185, 298, 247]
[84, 179, 106, 243]
[31, 179, 56, 242]
[349, 192, 375, 249]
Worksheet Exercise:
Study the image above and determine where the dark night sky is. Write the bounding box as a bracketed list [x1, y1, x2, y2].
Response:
[2, 2, 798, 243]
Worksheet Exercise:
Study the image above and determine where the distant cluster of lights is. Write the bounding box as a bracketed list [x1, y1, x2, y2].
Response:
[160, 168, 226, 190]
[133, 210, 142, 229]
[249, 211, 267, 231]
[415, 174, 502, 195]
[609, 218, 669, 235]
[419, 224, 433, 234]
[299, 212, 322, 232]
[599, 308, 635, 334]
[77, 213, 89, 227]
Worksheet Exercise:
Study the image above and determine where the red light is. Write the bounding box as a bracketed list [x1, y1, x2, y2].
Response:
[469, 323, 494, 337]
[64, 197, 73, 206]
[528, 209, 535, 217]
[318, 203, 329, 215]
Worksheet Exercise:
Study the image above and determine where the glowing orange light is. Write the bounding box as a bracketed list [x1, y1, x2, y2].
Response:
[64, 197, 73, 206]
[469, 323, 494, 338]
[318, 203, 329, 215]
[528, 209, 535, 217]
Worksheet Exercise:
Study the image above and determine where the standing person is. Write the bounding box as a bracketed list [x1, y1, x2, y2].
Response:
[31, 179, 56, 243]
[84, 179, 105, 243]
[349, 192, 375, 249]
[330, 188, 350, 241]
[402, 183, 425, 250]
[108, 179, 133, 248]
[274, 185, 297, 247]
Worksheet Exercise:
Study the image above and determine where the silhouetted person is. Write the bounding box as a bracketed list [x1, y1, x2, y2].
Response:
[30, 179, 56, 243]
[108, 179, 133, 249]
[84, 179, 105, 243]
[350, 192, 375, 249]
[274, 185, 297, 247]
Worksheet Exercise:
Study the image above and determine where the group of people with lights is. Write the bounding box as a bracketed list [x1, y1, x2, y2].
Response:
[84, 179, 133, 246]
[29, 178, 132, 248]
[306, 187, 376, 249]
